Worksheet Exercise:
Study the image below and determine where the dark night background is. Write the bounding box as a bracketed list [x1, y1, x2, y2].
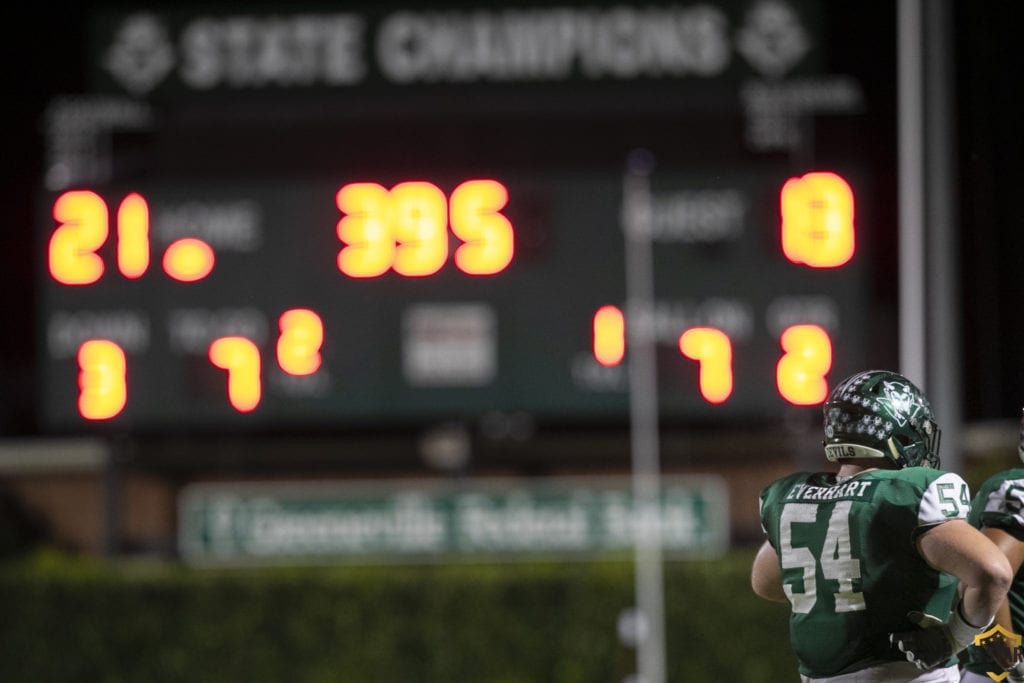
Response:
[2, 0, 1023, 439]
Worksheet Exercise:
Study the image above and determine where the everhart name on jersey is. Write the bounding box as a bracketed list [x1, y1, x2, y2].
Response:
[785, 479, 875, 502]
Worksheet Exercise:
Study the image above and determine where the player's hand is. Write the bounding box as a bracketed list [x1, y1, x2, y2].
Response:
[1008, 660, 1024, 683]
[889, 611, 964, 670]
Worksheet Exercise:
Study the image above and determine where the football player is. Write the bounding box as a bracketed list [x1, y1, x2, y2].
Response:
[960, 408, 1024, 683]
[751, 369, 1012, 682]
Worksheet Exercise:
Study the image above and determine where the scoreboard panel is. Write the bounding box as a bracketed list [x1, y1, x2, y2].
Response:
[36, 0, 895, 434]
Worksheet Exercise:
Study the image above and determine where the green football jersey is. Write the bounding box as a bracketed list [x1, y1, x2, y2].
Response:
[963, 468, 1024, 677]
[758, 467, 969, 678]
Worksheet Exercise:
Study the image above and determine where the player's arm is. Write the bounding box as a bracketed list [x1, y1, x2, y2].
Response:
[977, 526, 1024, 677]
[750, 540, 788, 603]
[981, 526, 1024, 630]
[917, 519, 1012, 628]
[891, 519, 1013, 670]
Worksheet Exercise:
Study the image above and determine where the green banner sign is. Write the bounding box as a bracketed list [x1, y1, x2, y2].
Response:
[178, 475, 728, 564]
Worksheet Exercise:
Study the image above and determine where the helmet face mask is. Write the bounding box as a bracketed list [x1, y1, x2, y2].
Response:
[822, 370, 941, 469]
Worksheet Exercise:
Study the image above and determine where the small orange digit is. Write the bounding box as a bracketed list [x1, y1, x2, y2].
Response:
[336, 182, 394, 278]
[163, 238, 215, 282]
[391, 181, 448, 277]
[77, 339, 127, 420]
[593, 305, 625, 367]
[780, 172, 855, 268]
[49, 190, 109, 285]
[450, 179, 514, 275]
[679, 327, 733, 404]
[277, 308, 323, 376]
[777, 324, 833, 405]
[117, 192, 150, 279]
[209, 337, 261, 412]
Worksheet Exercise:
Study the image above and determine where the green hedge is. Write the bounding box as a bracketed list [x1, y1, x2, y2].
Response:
[0, 549, 796, 682]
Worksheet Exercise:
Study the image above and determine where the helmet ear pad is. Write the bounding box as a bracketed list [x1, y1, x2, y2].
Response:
[822, 369, 941, 469]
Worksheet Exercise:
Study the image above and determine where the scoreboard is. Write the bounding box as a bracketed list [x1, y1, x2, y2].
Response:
[36, 0, 896, 434]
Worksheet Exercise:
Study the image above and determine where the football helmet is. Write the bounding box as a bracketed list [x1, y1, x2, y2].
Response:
[823, 369, 941, 469]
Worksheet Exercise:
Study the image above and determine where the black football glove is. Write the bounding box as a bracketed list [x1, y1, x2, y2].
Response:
[889, 605, 990, 671]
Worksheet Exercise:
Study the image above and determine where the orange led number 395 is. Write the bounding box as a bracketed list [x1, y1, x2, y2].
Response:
[336, 179, 514, 278]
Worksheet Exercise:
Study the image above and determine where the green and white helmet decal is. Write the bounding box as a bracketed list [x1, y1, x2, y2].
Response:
[822, 369, 941, 469]
[877, 379, 928, 427]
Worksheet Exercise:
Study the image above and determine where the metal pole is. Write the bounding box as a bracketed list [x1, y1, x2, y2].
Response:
[897, 0, 927, 388]
[622, 149, 666, 683]
[922, 0, 961, 474]
[898, 0, 961, 472]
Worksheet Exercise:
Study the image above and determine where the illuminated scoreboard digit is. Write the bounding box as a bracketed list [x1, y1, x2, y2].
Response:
[37, 166, 874, 432]
[35, 1, 897, 434]
[335, 180, 513, 278]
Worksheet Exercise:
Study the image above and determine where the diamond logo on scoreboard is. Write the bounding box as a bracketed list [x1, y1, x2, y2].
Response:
[736, 0, 810, 78]
[103, 14, 176, 95]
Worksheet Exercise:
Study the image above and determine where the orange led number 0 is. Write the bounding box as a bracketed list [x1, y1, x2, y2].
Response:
[781, 172, 855, 268]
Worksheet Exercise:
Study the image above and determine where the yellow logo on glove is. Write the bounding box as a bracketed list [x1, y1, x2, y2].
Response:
[974, 624, 1022, 682]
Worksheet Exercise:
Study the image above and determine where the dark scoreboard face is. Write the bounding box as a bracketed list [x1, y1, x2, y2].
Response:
[36, 0, 896, 434]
